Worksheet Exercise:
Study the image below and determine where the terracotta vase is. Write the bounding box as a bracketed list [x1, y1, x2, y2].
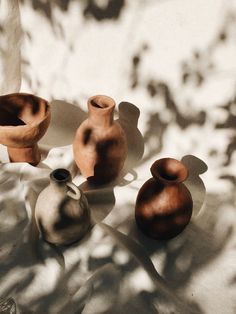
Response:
[0, 93, 51, 165]
[135, 158, 193, 240]
[73, 95, 128, 184]
[35, 168, 91, 245]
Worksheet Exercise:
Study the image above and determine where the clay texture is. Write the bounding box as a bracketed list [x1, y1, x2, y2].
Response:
[35, 168, 91, 245]
[73, 95, 127, 184]
[135, 158, 193, 240]
[0, 93, 51, 165]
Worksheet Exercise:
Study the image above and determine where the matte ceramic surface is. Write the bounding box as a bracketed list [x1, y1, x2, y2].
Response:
[135, 158, 193, 240]
[0, 93, 51, 165]
[35, 168, 91, 245]
[73, 95, 127, 184]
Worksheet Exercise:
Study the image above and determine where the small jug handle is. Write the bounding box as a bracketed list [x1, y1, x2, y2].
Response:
[66, 182, 81, 200]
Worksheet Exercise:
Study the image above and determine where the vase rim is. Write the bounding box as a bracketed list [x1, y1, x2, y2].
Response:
[151, 157, 188, 184]
[88, 95, 115, 111]
[50, 168, 71, 183]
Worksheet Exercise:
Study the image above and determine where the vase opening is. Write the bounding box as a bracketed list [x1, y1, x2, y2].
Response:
[87, 95, 116, 128]
[50, 168, 71, 183]
[89, 95, 115, 111]
[151, 158, 188, 184]
[91, 99, 109, 109]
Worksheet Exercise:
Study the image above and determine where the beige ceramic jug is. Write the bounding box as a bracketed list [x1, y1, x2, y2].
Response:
[35, 168, 91, 245]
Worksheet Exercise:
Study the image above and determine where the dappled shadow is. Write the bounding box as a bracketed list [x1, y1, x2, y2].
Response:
[130, 43, 149, 89]
[146, 79, 206, 128]
[215, 92, 236, 166]
[20, 0, 126, 23]
[20, 0, 71, 22]
[180, 10, 236, 87]
[0, 297, 17, 314]
[132, 62, 208, 164]
[84, 221, 206, 314]
[116, 191, 234, 312]
[159, 192, 234, 291]
[129, 7, 236, 171]
[146, 81, 206, 129]
[83, 0, 126, 21]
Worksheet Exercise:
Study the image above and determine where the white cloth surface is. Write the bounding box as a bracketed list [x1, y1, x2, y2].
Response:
[1, 0, 236, 313]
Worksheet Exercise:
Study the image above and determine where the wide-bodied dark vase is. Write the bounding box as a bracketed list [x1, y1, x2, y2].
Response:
[135, 158, 193, 240]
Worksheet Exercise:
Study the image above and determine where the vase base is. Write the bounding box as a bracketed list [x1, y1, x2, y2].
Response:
[7, 144, 41, 166]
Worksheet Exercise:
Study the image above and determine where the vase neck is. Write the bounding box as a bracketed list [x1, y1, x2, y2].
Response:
[87, 95, 115, 128]
[151, 158, 188, 185]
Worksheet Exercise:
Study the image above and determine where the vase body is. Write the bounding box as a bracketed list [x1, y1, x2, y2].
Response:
[135, 158, 193, 240]
[0, 93, 51, 165]
[73, 95, 127, 184]
[35, 168, 91, 245]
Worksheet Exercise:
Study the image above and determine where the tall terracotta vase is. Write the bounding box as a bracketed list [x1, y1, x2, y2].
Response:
[0, 93, 51, 165]
[35, 168, 91, 245]
[73, 95, 127, 184]
[135, 158, 193, 240]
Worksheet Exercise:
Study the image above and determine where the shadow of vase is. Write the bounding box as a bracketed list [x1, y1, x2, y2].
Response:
[39, 99, 86, 150]
[181, 154, 208, 217]
[117, 101, 144, 180]
[38, 99, 86, 174]
[78, 180, 116, 224]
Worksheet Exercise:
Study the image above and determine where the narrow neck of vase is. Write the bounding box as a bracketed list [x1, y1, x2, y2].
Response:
[151, 158, 188, 185]
[50, 168, 71, 190]
[87, 95, 115, 128]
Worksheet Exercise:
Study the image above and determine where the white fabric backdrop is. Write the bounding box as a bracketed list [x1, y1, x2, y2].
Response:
[1, 0, 236, 313]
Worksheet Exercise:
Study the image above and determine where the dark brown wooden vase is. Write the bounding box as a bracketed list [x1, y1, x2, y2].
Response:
[135, 158, 193, 240]
[73, 95, 127, 185]
[0, 93, 51, 165]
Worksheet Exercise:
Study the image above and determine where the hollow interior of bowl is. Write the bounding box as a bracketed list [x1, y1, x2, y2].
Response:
[0, 94, 49, 127]
[88, 95, 115, 111]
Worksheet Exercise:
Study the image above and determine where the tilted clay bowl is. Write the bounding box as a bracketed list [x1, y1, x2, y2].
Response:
[0, 93, 51, 165]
